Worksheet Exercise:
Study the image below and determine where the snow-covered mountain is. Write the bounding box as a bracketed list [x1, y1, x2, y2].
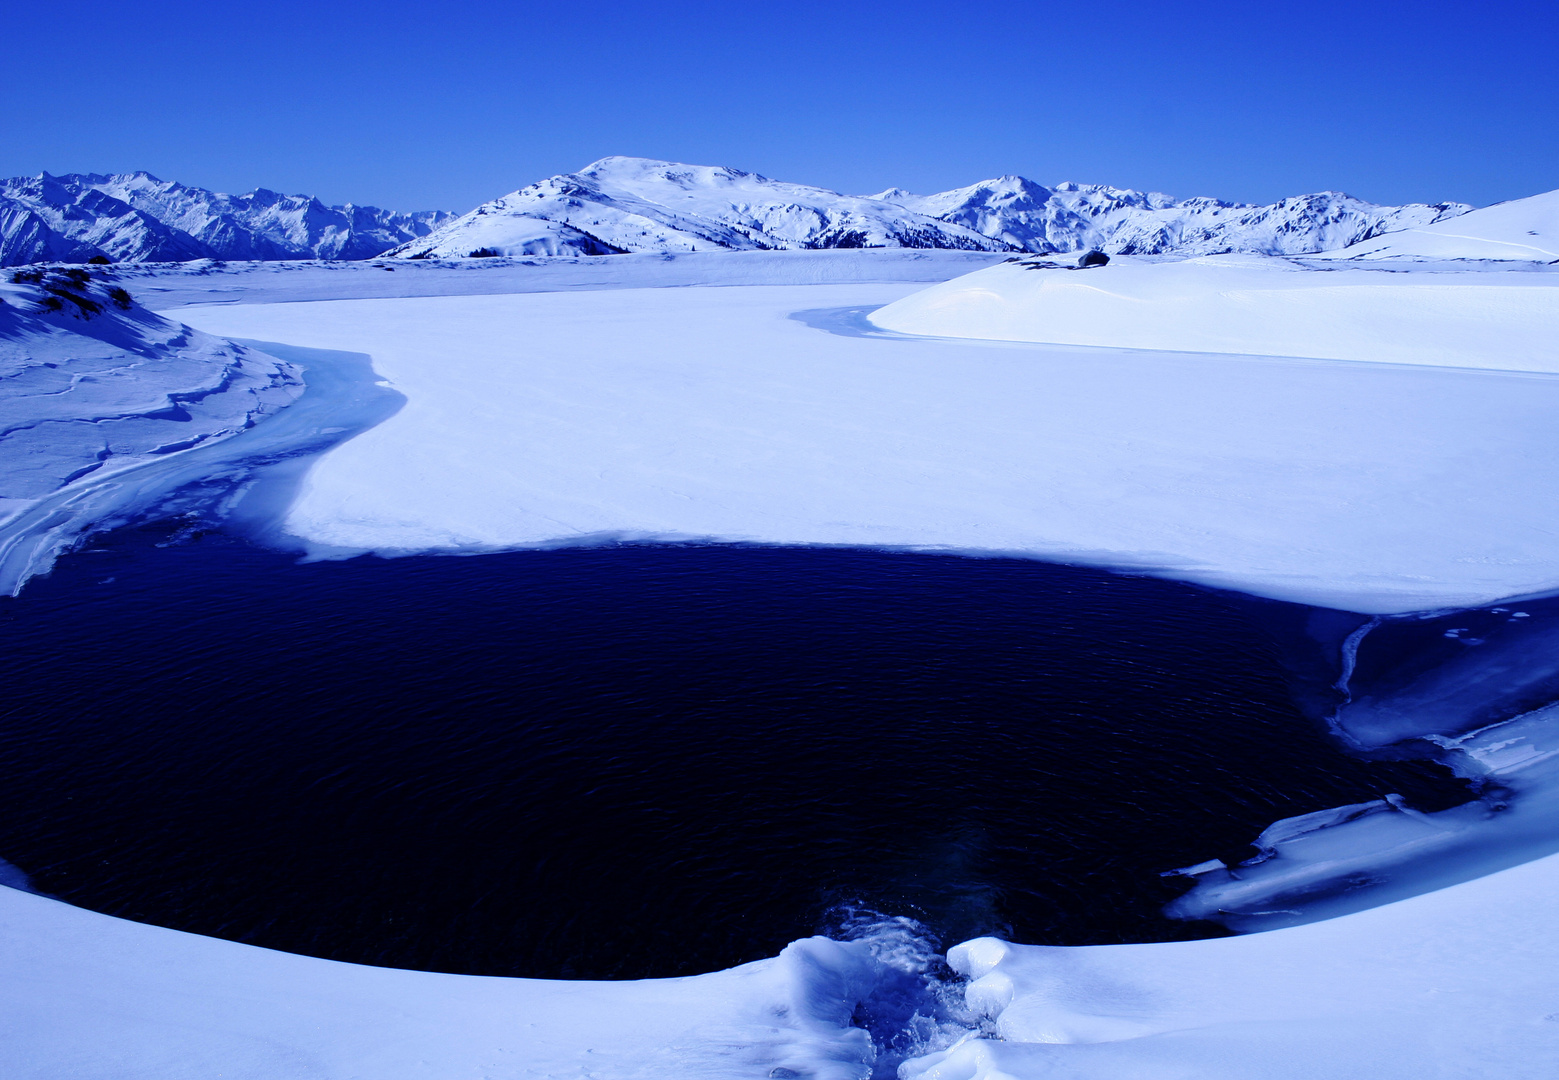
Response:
[386, 157, 1006, 259]
[882, 175, 1472, 256]
[390, 157, 1473, 260]
[1, 159, 1486, 267]
[0, 172, 452, 266]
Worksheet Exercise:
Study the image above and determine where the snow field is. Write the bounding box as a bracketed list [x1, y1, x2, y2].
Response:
[177, 280, 1559, 614]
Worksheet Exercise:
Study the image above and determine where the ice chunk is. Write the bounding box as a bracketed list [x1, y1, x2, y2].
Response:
[1166, 602, 1559, 931]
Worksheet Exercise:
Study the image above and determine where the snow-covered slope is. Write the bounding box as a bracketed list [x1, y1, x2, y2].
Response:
[0, 266, 302, 589]
[867, 253, 1559, 370]
[386, 157, 1008, 259]
[1315, 187, 1559, 261]
[391, 156, 1472, 260]
[0, 173, 452, 266]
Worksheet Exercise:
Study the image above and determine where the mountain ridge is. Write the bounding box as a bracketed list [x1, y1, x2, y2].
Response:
[3, 159, 1485, 267]
[0, 172, 452, 267]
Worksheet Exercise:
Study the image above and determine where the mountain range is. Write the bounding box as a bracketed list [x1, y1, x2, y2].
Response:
[3, 159, 1479, 267]
[386, 157, 1473, 260]
[0, 173, 451, 267]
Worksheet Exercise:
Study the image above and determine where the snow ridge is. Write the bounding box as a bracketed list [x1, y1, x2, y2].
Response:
[0, 172, 452, 267]
[391, 156, 1472, 260]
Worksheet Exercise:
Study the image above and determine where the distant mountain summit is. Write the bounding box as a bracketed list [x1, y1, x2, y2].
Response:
[0, 172, 452, 266]
[390, 156, 1473, 260]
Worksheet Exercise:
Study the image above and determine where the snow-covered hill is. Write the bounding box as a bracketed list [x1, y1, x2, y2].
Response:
[390, 156, 1473, 260]
[1315, 187, 1559, 261]
[0, 172, 452, 266]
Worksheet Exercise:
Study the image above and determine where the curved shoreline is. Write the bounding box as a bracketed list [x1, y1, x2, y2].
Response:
[0, 340, 403, 596]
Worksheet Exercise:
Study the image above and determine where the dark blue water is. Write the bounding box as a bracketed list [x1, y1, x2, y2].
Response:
[0, 522, 1467, 978]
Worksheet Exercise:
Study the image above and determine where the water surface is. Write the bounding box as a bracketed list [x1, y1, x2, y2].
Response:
[0, 525, 1465, 977]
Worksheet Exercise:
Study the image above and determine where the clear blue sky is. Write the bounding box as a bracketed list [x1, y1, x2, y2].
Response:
[4, 0, 1554, 214]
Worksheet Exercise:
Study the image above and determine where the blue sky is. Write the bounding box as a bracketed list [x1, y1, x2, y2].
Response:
[4, 0, 1554, 213]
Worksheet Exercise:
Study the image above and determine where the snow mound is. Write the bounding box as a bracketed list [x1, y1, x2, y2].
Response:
[867, 253, 1559, 371]
[1316, 187, 1559, 262]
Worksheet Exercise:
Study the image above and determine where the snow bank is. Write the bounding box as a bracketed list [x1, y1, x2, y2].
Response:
[907, 850, 1559, 1080]
[176, 279, 1559, 614]
[0, 884, 966, 1080]
[0, 269, 302, 592]
[866, 253, 1559, 371]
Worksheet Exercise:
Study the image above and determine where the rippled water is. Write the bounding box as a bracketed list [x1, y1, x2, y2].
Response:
[0, 523, 1466, 977]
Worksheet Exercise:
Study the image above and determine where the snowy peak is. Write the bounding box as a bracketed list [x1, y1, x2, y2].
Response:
[0, 172, 453, 266]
